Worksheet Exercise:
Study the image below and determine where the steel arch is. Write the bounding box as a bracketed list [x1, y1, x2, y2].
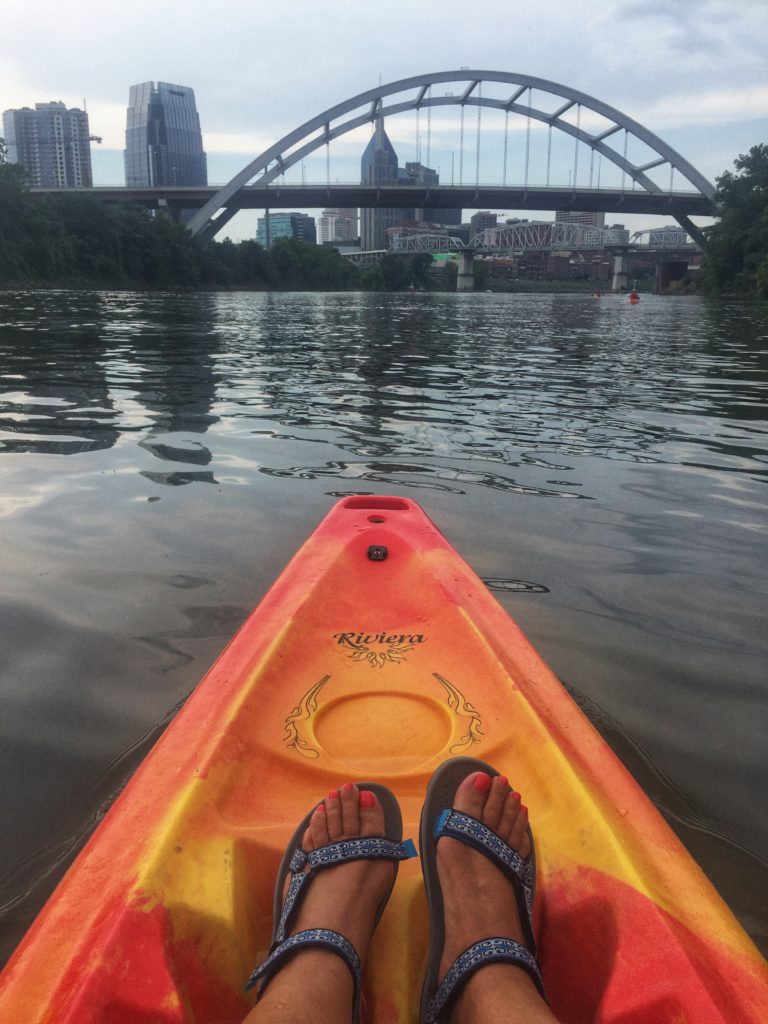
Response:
[187, 70, 714, 240]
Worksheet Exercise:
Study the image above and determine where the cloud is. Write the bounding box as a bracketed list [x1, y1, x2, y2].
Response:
[2, 0, 764, 209]
[637, 86, 768, 130]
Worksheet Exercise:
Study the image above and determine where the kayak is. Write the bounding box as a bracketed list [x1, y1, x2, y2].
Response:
[0, 495, 766, 1022]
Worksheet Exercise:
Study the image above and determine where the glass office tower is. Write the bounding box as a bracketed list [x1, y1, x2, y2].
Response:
[124, 82, 207, 186]
[256, 212, 317, 247]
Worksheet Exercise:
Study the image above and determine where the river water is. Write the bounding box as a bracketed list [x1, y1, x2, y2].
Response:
[0, 289, 766, 963]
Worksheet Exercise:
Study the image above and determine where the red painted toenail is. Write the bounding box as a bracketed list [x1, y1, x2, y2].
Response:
[316, 803, 326, 813]
[359, 790, 375, 808]
[497, 775, 508, 786]
[328, 789, 339, 800]
[511, 791, 520, 801]
[521, 805, 528, 814]
[473, 772, 492, 792]
[342, 782, 354, 792]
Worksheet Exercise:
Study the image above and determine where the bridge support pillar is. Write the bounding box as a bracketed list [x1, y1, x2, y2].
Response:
[456, 253, 474, 292]
[611, 253, 629, 293]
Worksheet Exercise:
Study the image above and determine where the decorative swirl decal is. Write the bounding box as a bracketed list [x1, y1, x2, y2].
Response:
[284, 675, 330, 758]
[433, 673, 484, 752]
[347, 642, 413, 669]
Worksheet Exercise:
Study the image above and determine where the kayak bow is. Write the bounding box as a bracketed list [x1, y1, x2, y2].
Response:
[1, 496, 766, 1022]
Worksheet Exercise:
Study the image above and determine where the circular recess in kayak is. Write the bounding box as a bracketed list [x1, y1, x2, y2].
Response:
[313, 692, 451, 772]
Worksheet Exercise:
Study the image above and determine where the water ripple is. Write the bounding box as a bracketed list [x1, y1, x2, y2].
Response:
[1, 289, 767, 959]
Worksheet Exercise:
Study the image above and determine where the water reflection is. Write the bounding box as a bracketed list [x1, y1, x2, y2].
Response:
[4, 292, 764, 490]
[0, 291, 223, 472]
[0, 290, 766, 961]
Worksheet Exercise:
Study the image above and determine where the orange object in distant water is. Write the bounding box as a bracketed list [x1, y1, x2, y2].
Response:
[0, 496, 766, 1023]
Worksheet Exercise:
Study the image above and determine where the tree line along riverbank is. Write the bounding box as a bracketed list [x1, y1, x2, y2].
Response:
[0, 161, 445, 292]
[1, 144, 766, 296]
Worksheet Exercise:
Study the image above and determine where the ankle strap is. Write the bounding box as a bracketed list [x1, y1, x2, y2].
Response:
[246, 927, 362, 1020]
[426, 936, 545, 1024]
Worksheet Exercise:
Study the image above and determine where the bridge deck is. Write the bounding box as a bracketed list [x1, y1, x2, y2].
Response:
[29, 183, 715, 217]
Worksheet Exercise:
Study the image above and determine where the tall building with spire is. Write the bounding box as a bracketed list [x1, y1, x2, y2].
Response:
[124, 82, 207, 186]
[360, 120, 410, 250]
[2, 102, 93, 187]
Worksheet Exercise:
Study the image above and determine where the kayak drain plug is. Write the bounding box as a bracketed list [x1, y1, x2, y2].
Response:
[367, 545, 388, 562]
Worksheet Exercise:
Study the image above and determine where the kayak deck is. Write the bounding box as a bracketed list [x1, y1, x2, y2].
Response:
[1, 496, 766, 1022]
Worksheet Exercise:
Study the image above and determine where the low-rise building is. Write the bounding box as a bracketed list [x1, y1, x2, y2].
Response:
[257, 212, 317, 248]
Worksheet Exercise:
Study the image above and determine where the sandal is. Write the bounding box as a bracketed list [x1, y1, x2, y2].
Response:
[245, 782, 417, 1022]
[419, 756, 545, 1023]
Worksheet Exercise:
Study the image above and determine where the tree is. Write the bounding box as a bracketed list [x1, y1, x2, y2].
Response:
[412, 252, 434, 288]
[0, 137, 6, 163]
[473, 259, 491, 290]
[380, 254, 412, 291]
[444, 260, 458, 292]
[704, 144, 768, 296]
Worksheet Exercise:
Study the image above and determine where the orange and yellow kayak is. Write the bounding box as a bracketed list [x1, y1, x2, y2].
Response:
[1, 496, 766, 1023]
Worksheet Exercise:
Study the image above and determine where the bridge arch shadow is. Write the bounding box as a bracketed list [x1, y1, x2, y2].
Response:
[187, 70, 714, 246]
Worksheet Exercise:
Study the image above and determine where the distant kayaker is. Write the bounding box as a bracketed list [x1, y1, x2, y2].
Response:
[242, 758, 558, 1024]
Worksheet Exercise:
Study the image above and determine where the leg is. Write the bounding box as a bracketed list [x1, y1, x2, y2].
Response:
[438, 772, 562, 1023]
[243, 783, 395, 1024]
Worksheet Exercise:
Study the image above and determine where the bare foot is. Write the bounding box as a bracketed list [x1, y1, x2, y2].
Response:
[436, 771, 552, 1021]
[244, 783, 397, 1024]
[281, 782, 395, 958]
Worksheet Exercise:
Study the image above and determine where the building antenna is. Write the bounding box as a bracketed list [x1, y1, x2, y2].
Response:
[83, 98, 87, 112]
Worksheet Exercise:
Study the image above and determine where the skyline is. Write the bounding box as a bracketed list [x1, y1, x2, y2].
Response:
[2, 1, 766, 239]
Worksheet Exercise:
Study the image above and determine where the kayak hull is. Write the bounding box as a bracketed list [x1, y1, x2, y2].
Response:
[1, 496, 766, 1022]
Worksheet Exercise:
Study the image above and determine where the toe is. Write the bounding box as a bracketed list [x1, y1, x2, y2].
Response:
[340, 781, 360, 837]
[309, 802, 331, 849]
[497, 787, 522, 841]
[324, 789, 343, 841]
[358, 788, 387, 837]
[452, 770, 493, 819]
[481, 774, 509, 832]
[508, 801, 530, 858]
[301, 824, 315, 852]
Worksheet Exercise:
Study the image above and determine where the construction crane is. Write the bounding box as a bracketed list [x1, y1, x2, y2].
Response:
[89, 134, 103, 144]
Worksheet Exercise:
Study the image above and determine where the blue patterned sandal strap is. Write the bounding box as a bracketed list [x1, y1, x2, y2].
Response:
[307, 835, 417, 869]
[275, 868, 310, 942]
[245, 928, 362, 1019]
[434, 809, 536, 950]
[275, 836, 416, 942]
[425, 937, 545, 1024]
[434, 810, 533, 888]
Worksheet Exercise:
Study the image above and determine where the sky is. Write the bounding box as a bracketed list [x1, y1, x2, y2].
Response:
[2, 0, 767, 241]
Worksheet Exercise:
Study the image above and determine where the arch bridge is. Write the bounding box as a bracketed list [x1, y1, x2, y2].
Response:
[186, 70, 715, 247]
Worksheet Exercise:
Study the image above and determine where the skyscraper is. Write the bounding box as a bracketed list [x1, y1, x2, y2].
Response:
[404, 162, 462, 226]
[360, 120, 410, 250]
[124, 82, 207, 186]
[2, 102, 93, 187]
